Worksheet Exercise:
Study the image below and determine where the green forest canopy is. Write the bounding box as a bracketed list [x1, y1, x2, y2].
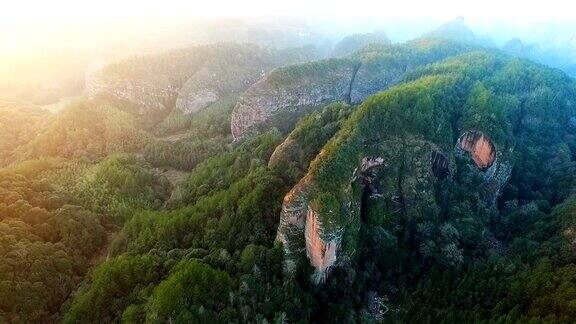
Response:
[1, 40, 576, 323]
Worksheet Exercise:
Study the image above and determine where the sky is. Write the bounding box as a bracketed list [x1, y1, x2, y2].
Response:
[2, 0, 575, 46]
[2, 0, 575, 23]
[2, 0, 575, 98]
[0, 0, 576, 54]
[1, 0, 575, 63]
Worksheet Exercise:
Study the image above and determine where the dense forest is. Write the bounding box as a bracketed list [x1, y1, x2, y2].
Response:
[2, 19, 576, 324]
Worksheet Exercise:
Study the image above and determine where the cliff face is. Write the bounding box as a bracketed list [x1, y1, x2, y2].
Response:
[231, 60, 358, 138]
[175, 82, 220, 116]
[457, 131, 496, 170]
[276, 177, 312, 273]
[456, 130, 511, 204]
[87, 44, 319, 121]
[431, 150, 450, 179]
[231, 39, 472, 139]
[86, 47, 207, 117]
[87, 76, 178, 117]
[305, 206, 339, 278]
[274, 52, 576, 282]
[173, 64, 265, 116]
[278, 137, 442, 282]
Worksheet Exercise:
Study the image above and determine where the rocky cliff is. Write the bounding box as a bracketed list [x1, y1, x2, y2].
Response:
[231, 59, 358, 138]
[231, 39, 472, 139]
[456, 130, 512, 204]
[87, 43, 319, 123]
[457, 130, 496, 170]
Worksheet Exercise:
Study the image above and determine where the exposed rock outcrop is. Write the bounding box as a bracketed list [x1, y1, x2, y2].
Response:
[278, 137, 441, 281]
[231, 59, 358, 138]
[481, 154, 513, 204]
[457, 130, 496, 170]
[175, 87, 219, 116]
[456, 130, 512, 203]
[305, 206, 339, 280]
[276, 177, 313, 273]
[86, 48, 207, 117]
[87, 43, 319, 121]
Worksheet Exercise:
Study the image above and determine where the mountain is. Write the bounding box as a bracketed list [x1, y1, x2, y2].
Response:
[424, 17, 493, 47]
[504, 38, 576, 78]
[275, 51, 576, 285]
[231, 38, 472, 139]
[60, 40, 576, 322]
[87, 43, 320, 129]
[332, 31, 392, 57]
[5, 27, 576, 323]
[426, 19, 576, 79]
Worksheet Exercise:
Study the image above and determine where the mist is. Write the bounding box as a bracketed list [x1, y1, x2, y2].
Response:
[1, 0, 575, 105]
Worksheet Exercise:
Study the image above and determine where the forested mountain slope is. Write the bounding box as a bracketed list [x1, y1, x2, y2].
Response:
[3, 34, 576, 323]
[504, 38, 576, 79]
[277, 51, 576, 283]
[14, 98, 150, 164]
[58, 43, 576, 323]
[0, 155, 170, 322]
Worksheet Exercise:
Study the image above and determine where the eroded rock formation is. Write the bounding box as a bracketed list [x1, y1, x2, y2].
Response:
[277, 138, 441, 282]
[276, 177, 313, 273]
[231, 60, 358, 138]
[175, 87, 220, 116]
[456, 130, 512, 203]
[481, 155, 513, 204]
[457, 130, 496, 170]
[305, 206, 339, 278]
[87, 44, 319, 121]
[361, 157, 385, 172]
[87, 75, 179, 117]
[277, 132, 511, 283]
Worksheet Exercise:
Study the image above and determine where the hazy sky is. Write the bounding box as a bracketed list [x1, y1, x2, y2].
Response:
[1, 0, 575, 57]
[3, 0, 575, 23]
[2, 0, 575, 93]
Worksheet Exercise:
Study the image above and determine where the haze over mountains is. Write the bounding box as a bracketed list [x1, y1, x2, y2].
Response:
[1, 16, 575, 106]
[3, 11, 576, 323]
